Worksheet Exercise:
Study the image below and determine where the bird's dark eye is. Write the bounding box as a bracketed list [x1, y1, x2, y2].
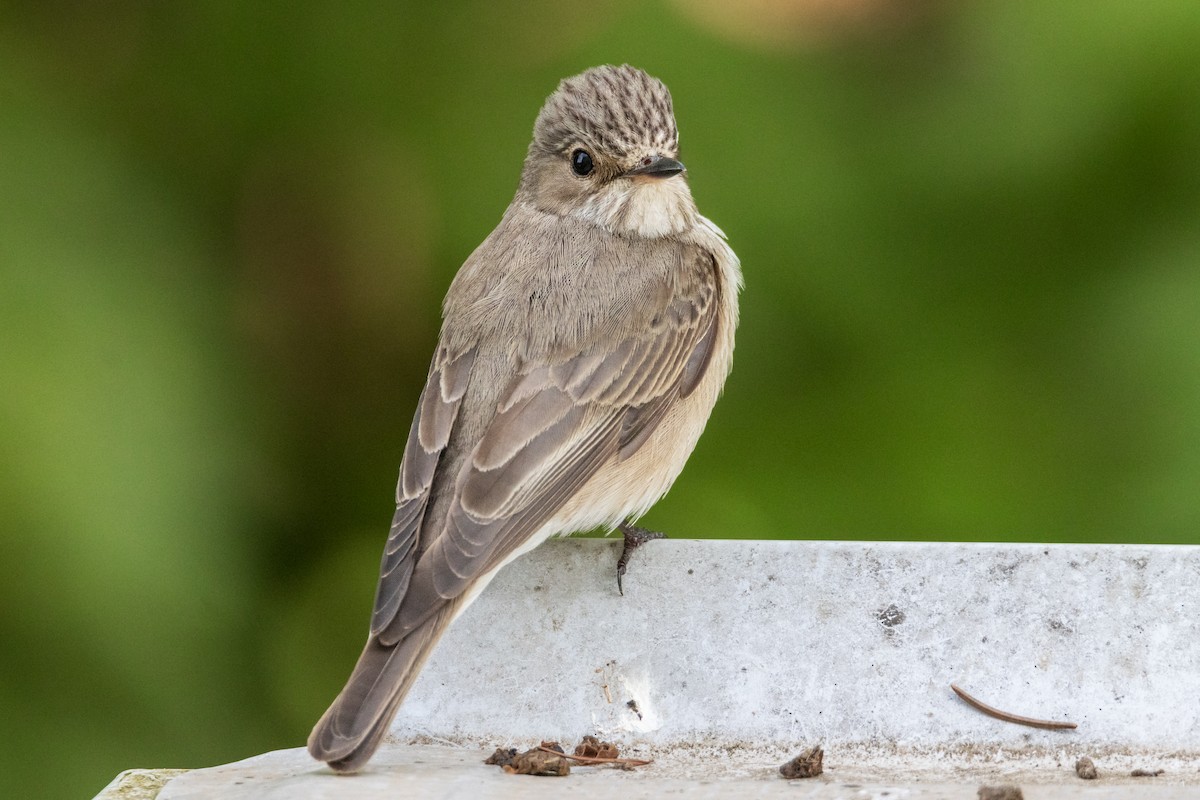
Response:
[571, 149, 594, 176]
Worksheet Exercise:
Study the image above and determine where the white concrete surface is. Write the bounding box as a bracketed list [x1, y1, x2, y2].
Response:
[395, 539, 1200, 752]
[95, 539, 1200, 798]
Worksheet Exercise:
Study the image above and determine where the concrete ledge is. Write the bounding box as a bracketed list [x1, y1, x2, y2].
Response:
[97, 539, 1200, 798]
[396, 539, 1200, 752]
[139, 744, 1199, 799]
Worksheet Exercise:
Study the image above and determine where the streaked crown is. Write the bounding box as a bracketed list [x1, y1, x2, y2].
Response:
[532, 65, 679, 160]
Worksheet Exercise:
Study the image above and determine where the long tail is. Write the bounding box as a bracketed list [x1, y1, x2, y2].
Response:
[307, 604, 456, 772]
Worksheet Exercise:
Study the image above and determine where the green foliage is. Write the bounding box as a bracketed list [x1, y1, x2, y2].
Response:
[2, 2, 1198, 796]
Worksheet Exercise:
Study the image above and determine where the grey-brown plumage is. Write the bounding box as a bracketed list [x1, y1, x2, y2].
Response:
[307, 64, 742, 772]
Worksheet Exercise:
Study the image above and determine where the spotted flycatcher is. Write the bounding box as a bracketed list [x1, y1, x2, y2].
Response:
[308, 64, 742, 772]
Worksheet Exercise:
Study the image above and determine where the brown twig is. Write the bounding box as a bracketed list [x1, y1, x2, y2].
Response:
[951, 683, 1078, 730]
[536, 746, 653, 767]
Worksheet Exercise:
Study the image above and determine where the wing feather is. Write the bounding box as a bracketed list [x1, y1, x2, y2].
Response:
[370, 346, 475, 637]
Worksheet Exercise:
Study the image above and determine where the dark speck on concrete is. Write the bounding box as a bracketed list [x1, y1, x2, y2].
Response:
[992, 560, 1022, 578]
[878, 604, 906, 628]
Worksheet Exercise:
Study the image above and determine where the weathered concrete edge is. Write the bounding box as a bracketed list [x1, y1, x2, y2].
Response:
[94, 768, 189, 800]
[392, 538, 1200, 752]
[138, 742, 1200, 800]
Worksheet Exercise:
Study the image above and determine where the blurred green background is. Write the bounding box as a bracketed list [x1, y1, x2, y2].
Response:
[3, 0, 1199, 796]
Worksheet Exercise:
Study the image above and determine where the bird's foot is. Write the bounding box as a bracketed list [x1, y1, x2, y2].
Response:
[616, 523, 666, 596]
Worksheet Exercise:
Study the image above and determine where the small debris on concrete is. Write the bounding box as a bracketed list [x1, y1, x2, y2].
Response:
[951, 683, 1077, 730]
[556, 737, 651, 769]
[483, 748, 517, 767]
[1074, 756, 1098, 779]
[1131, 768, 1165, 777]
[779, 745, 824, 779]
[877, 603, 906, 628]
[504, 748, 570, 776]
[487, 737, 652, 775]
[575, 735, 619, 759]
[977, 786, 1023, 800]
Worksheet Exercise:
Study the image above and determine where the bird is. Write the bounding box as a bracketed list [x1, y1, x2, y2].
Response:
[307, 64, 742, 773]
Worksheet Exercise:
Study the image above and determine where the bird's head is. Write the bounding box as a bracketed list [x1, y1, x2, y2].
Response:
[518, 65, 698, 239]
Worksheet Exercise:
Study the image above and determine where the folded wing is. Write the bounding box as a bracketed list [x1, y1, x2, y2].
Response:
[376, 245, 721, 643]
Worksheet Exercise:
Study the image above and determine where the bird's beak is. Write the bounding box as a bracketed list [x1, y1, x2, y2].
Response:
[625, 154, 686, 178]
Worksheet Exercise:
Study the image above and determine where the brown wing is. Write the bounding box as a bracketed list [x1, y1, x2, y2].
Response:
[375, 247, 720, 644]
[369, 345, 475, 635]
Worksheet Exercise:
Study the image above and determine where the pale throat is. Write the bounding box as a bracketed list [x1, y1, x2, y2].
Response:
[576, 178, 697, 238]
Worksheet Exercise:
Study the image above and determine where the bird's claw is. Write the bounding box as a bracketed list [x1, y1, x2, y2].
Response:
[616, 523, 666, 595]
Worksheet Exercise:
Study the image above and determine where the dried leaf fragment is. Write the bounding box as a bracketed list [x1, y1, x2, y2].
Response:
[503, 748, 570, 776]
[575, 735, 619, 759]
[484, 747, 517, 767]
[779, 745, 823, 779]
[977, 786, 1023, 800]
[487, 737, 651, 775]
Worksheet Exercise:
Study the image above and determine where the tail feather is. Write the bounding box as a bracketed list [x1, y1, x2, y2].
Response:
[307, 604, 455, 772]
